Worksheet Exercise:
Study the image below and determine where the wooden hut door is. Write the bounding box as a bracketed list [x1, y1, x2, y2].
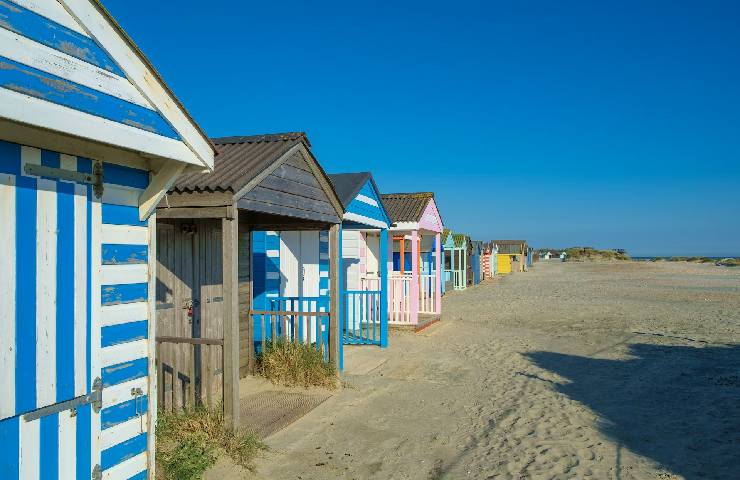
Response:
[156, 219, 224, 411]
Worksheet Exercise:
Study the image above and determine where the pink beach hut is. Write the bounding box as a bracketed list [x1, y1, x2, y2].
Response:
[380, 193, 444, 329]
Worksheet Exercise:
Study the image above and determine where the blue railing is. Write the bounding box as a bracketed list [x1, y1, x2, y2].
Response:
[342, 289, 383, 345]
[251, 296, 330, 361]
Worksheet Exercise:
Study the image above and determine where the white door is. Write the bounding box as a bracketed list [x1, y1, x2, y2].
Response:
[300, 231, 320, 298]
[280, 231, 301, 298]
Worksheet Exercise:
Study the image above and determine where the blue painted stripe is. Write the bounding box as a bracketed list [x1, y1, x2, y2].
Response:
[102, 203, 146, 227]
[0, 0, 124, 75]
[102, 358, 148, 387]
[102, 244, 148, 265]
[76, 404, 91, 480]
[15, 175, 36, 415]
[0, 416, 19, 478]
[127, 471, 148, 480]
[0, 56, 180, 139]
[102, 321, 148, 347]
[77, 157, 93, 175]
[0, 140, 21, 175]
[56, 181, 75, 402]
[101, 432, 147, 470]
[102, 283, 148, 306]
[103, 163, 149, 190]
[40, 413, 59, 479]
[101, 396, 148, 430]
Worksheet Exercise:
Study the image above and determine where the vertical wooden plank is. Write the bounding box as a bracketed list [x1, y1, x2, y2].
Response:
[434, 232, 441, 315]
[222, 210, 240, 430]
[146, 212, 158, 478]
[328, 224, 340, 369]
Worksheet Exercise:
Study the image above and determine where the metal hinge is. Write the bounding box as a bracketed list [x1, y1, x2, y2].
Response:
[92, 464, 102, 480]
[23, 376, 103, 421]
[24, 161, 104, 198]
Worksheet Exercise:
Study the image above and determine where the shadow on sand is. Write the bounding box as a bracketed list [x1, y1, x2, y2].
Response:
[525, 343, 740, 479]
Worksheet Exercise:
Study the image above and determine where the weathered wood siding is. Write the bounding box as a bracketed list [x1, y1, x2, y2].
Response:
[237, 222, 252, 376]
[237, 150, 340, 224]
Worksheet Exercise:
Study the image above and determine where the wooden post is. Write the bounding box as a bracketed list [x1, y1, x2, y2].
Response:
[222, 208, 240, 430]
[247, 226, 255, 374]
[379, 229, 388, 347]
[329, 223, 341, 370]
[410, 230, 419, 325]
[434, 232, 441, 316]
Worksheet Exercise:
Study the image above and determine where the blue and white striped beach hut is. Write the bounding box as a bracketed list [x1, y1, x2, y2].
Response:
[0, 1, 214, 478]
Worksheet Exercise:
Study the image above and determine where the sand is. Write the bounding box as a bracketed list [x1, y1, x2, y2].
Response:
[225, 261, 740, 479]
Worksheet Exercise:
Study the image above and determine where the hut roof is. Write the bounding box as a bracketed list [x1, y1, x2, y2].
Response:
[327, 172, 373, 208]
[171, 133, 310, 193]
[380, 192, 435, 223]
[453, 233, 468, 248]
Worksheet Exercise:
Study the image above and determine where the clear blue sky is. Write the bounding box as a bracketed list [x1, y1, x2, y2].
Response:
[107, 0, 740, 256]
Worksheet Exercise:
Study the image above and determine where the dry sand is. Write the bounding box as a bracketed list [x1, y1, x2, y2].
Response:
[228, 261, 740, 479]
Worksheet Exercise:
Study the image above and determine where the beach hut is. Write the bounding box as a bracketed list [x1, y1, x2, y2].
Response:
[491, 243, 499, 276]
[381, 193, 444, 328]
[328, 172, 391, 357]
[443, 230, 469, 290]
[442, 229, 455, 291]
[493, 240, 528, 274]
[0, 1, 215, 477]
[155, 133, 344, 411]
[471, 241, 483, 284]
[480, 242, 492, 280]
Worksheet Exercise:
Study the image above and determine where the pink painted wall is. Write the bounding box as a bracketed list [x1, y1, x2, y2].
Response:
[418, 198, 444, 233]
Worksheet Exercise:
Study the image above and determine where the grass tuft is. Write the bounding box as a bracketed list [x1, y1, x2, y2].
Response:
[156, 406, 266, 480]
[564, 247, 630, 262]
[258, 337, 338, 389]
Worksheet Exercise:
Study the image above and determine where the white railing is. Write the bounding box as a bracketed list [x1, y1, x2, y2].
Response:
[419, 273, 437, 314]
[361, 277, 381, 291]
[388, 274, 412, 324]
[453, 270, 464, 289]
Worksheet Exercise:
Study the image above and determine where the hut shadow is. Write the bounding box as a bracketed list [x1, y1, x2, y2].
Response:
[525, 343, 740, 478]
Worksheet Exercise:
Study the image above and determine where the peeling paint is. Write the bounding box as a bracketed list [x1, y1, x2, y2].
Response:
[56, 40, 96, 65]
[0, 1, 22, 14]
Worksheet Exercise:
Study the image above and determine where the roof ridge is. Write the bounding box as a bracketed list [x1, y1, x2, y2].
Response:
[211, 132, 308, 146]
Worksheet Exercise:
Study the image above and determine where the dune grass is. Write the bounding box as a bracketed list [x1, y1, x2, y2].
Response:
[156, 407, 266, 480]
[258, 337, 338, 389]
[564, 247, 630, 262]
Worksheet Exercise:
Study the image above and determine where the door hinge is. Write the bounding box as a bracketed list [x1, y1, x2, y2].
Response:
[24, 161, 104, 198]
[92, 464, 102, 480]
[23, 376, 103, 421]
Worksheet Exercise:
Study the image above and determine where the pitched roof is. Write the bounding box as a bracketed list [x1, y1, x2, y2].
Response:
[453, 233, 468, 248]
[172, 133, 308, 193]
[327, 172, 373, 208]
[491, 240, 527, 245]
[380, 192, 435, 223]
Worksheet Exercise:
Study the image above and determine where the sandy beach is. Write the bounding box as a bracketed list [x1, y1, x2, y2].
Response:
[221, 261, 740, 479]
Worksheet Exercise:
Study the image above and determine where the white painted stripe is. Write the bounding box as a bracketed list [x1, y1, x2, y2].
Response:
[319, 289, 329, 296]
[100, 414, 148, 451]
[20, 417, 40, 480]
[390, 221, 418, 231]
[102, 451, 147, 480]
[58, 409, 77, 479]
[101, 302, 148, 327]
[102, 184, 144, 207]
[319, 253, 330, 260]
[20, 145, 41, 175]
[266, 293, 278, 298]
[101, 339, 148, 368]
[100, 264, 148, 285]
[90, 198, 102, 473]
[266, 272, 280, 280]
[319, 271, 329, 278]
[59, 153, 77, 173]
[0, 88, 204, 167]
[266, 231, 278, 236]
[0, 174, 16, 418]
[11, 0, 89, 35]
[101, 224, 148, 245]
[36, 178, 57, 408]
[103, 376, 148, 409]
[0, 28, 154, 107]
[355, 193, 379, 207]
[73, 183, 88, 396]
[266, 249, 279, 258]
[343, 212, 387, 229]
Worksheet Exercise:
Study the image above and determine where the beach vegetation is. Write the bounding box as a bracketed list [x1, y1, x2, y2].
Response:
[563, 247, 630, 261]
[156, 406, 266, 480]
[258, 337, 338, 389]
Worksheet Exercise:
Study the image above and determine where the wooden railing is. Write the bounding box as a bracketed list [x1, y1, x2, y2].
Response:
[453, 270, 465, 289]
[419, 273, 437, 314]
[342, 289, 382, 345]
[388, 274, 412, 324]
[156, 336, 224, 412]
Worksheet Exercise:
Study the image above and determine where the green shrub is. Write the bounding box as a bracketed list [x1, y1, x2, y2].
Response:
[259, 337, 337, 389]
[156, 407, 266, 480]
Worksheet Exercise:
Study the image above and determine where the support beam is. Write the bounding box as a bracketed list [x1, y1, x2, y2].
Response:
[138, 161, 186, 221]
[410, 230, 419, 326]
[435, 232, 441, 315]
[379, 229, 389, 348]
[328, 223, 341, 369]
[222, 209, 240, 430]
